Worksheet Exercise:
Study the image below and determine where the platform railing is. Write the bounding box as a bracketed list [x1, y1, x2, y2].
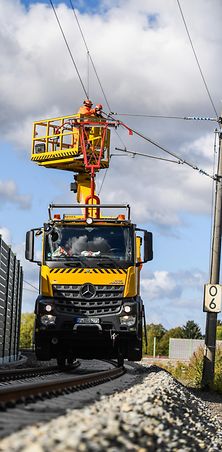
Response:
[31, 114, 111, 171]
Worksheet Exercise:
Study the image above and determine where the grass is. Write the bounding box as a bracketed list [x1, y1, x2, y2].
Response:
[156, 346, 222, 393]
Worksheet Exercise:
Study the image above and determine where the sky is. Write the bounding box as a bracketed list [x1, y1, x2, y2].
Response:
[0, 0, 222, 331]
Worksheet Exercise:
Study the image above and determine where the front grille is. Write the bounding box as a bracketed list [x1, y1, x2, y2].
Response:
[53, 284, 124, 315]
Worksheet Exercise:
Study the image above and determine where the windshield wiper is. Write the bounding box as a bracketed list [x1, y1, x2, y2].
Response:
[64, 256, 92, 267]
[64, 261, 85, 268]
[91, 255, 121, 268]
[49, 256, 87, 267]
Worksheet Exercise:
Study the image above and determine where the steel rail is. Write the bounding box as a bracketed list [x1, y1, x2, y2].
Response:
[0, 366, 58, 382]
[0, 365, 125, 405]
[0, 363, 79, 382]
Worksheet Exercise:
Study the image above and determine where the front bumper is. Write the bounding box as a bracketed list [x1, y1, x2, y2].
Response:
[35, 296, 143, 360]
[35, 296, 141, 335]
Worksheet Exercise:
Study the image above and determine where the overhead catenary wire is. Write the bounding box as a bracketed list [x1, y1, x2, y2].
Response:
[116, 122, 216, 181]
[98, 149, 131, 195]
[114, 129, 128, 149]
[98, 168, 109, 195]
[115, 147, 182, 164]
[98, 149, 135, 195]
[23, 279, 39, 292]
[111, 154, 130, 157]
[100, 107, 218, 181]
[49, 0, 88, 98]
[49, 2, 216, 185]
[68, 0, 128, 164]
[23, 288, 39, 293]
[109, 113, 218, 122]
[98, 150, 135, 196]
[110, 113, 189, 120]
[69, 0, 112, 112]
[176, 0, 218, 119]
[49, 0, 219, 125]
[49, 0, 125, 192]
[87, 47, 90, 96]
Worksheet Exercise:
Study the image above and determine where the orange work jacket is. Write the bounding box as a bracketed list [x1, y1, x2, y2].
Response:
[78, 106, 96, 116]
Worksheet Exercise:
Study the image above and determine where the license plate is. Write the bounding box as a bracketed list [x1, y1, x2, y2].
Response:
[76, 317, 100, 325]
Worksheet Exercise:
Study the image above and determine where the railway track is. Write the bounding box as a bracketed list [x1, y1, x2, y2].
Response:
[0, 364, 76, 382]
[0, 360, 125, 407]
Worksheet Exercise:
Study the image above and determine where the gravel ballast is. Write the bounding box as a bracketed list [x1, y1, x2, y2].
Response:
[0, 365, 221, 451]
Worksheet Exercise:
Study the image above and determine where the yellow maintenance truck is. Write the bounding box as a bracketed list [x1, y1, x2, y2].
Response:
[25, 111, 153, 366]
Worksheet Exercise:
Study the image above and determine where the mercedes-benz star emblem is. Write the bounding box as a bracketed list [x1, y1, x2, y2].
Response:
[80, 283, 96, 299]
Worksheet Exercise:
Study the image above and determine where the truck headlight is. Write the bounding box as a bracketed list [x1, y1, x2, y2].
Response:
[120, 315, 136, 327]
[123, 305, 132, 313]
[41, 315, 56, 326]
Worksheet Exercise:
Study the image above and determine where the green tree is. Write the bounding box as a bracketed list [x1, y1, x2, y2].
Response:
[158, 327, 184, 356]
[143, 323, 166, 356]
[216, 325, 222, 340]
[182, 320, 202, 339]
[19, 313, 35, 348]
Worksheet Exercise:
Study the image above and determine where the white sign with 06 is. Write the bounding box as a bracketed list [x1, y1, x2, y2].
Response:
[203, 284, 222, 313]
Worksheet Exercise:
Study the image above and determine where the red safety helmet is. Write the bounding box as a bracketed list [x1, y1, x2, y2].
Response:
[83, 99, 93, 107]
[95, 104, 103, 110]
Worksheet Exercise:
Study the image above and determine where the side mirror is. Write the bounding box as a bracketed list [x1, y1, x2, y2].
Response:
[25, 229, 41, 264]
[25, 230, 34, 261]
[144, 231, 153, 262]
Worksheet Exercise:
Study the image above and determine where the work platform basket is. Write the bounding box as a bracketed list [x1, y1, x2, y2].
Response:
[31, 114, 113, 172]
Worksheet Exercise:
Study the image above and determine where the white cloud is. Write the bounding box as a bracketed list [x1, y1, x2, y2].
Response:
[141, 268, 207, 329]
[0, 227, 11, 244]
[0, 1, 220, 138]
[141, 270, 182, 300]
[0, 180, 31, 209]
[141, 268, 206, 302]
[0, 1, 220, 227]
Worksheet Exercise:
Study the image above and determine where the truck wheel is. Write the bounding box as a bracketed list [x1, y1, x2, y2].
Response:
[36, 352, 50, 361]
[35, 346, 50, 361]
[57, 356, 66, 370]
[117, 353, 124, 367]
[128, 340, 142, 361]
[67, 356, 76, 367]
[128, 349, 142, 361]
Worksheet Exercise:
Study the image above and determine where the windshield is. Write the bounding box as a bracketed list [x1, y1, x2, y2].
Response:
[45, 225, 134, 267]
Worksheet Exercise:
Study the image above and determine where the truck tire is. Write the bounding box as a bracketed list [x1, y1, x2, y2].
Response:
[57, 356, 66, 370]
[35, 348, 50, 361]
[128, 338, 142, 361]
[117, 353, 124, 367]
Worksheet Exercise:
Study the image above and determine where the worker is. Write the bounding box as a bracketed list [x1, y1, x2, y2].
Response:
[77, 100, 103, 151]
[78, 99, 95, 116]
[94, 104, 103, 117]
